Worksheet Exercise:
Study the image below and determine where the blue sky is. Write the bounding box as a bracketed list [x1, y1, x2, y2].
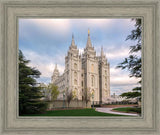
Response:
[19, 18, 140, 95]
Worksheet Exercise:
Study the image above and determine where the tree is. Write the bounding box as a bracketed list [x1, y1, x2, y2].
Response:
[19, 50, 47, 115]
[72, 90, 78, 100]
[66, 89, 73, 107]
[117, 19, 142, 99]
[47, 83, 59, 101]
[83, 88, 91, 107]
[120, 92, 141, 99]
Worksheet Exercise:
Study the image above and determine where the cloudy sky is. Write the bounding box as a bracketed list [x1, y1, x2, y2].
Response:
[19, 18, 140, 95]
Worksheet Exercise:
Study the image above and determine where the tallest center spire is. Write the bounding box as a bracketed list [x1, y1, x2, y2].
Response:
[88, 29, 90, 36]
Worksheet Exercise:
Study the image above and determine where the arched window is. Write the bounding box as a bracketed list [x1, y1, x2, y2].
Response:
[91, 64, 94, 72]
[74, 79, 77, 85]
[74, 63, 77, 69]
[105, 91, 107, 96]
[105, 70, 107, 75]
[91, 75, 95, 87]
[74, 72, 77, 78]
[105, 77, 107, 81]
[105, 83, 107, 88]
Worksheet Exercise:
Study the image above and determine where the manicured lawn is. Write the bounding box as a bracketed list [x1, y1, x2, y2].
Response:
[112, 107, 141, 114]
[21, 108, 128, 116]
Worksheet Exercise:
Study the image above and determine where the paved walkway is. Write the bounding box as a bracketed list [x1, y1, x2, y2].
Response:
[95, 107, 139, 116]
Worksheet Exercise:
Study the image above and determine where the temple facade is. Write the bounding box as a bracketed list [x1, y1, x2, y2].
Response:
[51, 30, 110, 104]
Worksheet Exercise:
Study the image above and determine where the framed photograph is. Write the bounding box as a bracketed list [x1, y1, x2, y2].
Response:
[0, 0, 159, 135]
[18, 18, 141, 117]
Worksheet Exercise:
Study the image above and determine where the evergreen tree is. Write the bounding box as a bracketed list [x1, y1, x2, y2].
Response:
[117, 19, 142, 99]
[19, 50, 47, 115]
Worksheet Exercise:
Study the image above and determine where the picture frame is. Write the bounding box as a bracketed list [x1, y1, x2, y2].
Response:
[0, 0, 159, 135]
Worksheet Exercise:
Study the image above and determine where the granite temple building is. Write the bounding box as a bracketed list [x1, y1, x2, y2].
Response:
[51, 30, 110, 104]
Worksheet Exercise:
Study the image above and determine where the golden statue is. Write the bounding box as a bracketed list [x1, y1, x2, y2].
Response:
[88, 29, 90, 35]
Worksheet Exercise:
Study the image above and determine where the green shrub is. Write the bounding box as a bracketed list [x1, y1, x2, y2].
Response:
[127, 107, 141, 114]
[91, 104, 101, 107]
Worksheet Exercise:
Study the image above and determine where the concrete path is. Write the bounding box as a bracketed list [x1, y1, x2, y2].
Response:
[95, 107, 139, 116]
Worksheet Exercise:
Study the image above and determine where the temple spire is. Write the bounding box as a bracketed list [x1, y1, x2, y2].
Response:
[86, 28, 92, 48]
[51, 64, 59, 83]
[71, 33, 76, 47]
[101, 46, 104, 57]
[88, 29, 90, 36]
[55, 64, 57, 70]
[53, 64, 59, 74]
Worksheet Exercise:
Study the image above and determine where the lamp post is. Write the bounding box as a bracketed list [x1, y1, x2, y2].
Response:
[92, 93, 94, 109]
[63, 92, 65, 108]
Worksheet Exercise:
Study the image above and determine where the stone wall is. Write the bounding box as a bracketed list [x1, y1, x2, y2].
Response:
[47, 100, 91, 109]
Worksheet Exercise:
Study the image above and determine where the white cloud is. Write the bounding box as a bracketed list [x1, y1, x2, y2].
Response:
[110, 68, 121, 75]
[22, 50, 65, 79]
[79, 48, 84, 55]
[94, 44, 131, 61]
[110, 67, 140, 86]
[84, 19, 113, 28]
[105, 47, 129, 60]
[110, 75, 139, 86]
[110, 84, 139, 95]
[109, 67, 140, 95]
[104, 45, 141, 60]
[20, 19, 71, 36]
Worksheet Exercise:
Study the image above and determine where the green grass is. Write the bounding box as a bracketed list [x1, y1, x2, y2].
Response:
[21, 108, 128, 116]
[113, 107, 141, 114]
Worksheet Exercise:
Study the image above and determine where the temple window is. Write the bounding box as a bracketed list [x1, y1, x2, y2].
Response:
[91, 75, 95, 87]
[74, 72, 77, 78]
[74, 79, 77, 85]
[74, 63, 77, 69]
[91, 64, 94, 72]
[105, 70, 107, 75]
[105, 83, 107, 88]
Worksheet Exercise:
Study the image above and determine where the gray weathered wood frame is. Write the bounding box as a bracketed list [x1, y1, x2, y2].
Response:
[0, 0, 159, 135]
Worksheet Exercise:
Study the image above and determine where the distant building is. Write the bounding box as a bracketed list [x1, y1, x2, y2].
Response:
[111, 93, 126, 102]
[110, 93, 138, 103]
[51, 30, 110, 104]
